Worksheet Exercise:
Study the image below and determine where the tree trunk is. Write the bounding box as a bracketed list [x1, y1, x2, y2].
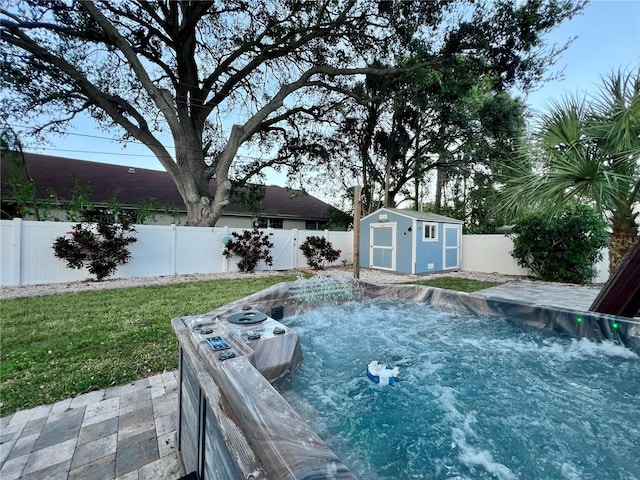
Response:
[384, 156, 392, 208]
[176, 123, 247, 227]
[434, 167, 446, 211]
[360, 104, 377, 215]
[608, 208, 639, 275]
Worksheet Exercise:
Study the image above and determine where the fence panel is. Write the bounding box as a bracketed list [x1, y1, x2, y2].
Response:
[293, 229, 306, 269]
[21, 220, 90, 285]
[175, 226, 230, 275]
[325, 231, 354, 266]
[593, 253, 609, 284]
[267, 229, 296, 271]
[290, 230, 351, 270]
[461, 234, 529, 276]
[461, 234, 609, 283]
[118, 224, 174, 278]
[0, 219, 17, 286]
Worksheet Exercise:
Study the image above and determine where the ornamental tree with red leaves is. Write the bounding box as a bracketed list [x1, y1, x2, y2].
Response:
[53, 209, 137, 281]
[300, 236, 341, 270]
[222, 228, 274, 273]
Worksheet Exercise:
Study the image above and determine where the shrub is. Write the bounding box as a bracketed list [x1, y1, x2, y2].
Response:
[52, 209, 137, 281]
[300, 236, 341, 270]
[510, 205, 608, 283]
[222, 227, 274, 273]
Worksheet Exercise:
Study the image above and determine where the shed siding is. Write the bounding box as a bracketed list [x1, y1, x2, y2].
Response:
[359, 208, 462, 275]
[359, 216, 372, 267]
[415, 222, 444, 273]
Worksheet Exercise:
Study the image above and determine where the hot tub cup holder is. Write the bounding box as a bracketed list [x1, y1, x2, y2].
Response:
[246, 331, 262, 340]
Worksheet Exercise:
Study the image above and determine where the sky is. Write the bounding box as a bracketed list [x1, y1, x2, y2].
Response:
[520, 0, 640, 115]
[13, 0, 640, 198]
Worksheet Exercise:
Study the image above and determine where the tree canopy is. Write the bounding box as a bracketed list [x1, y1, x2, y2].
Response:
[312, 68, 527, 226]
[1, 0, 583, 226]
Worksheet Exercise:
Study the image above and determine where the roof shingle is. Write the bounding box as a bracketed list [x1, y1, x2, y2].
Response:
[1, 152, 331, 220]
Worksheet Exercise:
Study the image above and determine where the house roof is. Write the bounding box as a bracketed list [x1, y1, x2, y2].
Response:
[1, 152, 331, 220]
[362, 207, 463, 224]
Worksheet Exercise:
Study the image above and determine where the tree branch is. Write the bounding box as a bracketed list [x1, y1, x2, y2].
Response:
[2, 17, 178, 179]
[80, 1, 181, 136]
[201, 0, 359, 111]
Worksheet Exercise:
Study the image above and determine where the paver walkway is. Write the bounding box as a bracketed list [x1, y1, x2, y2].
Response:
[475, 280, 602, 312]
[0, 371, 181, 480]
[0, 280, 608, 480]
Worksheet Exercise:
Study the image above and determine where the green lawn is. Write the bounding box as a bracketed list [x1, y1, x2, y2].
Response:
[0, 274, 499, 417]
[0, 276, 296, 417]
[404, 277, 499, 292]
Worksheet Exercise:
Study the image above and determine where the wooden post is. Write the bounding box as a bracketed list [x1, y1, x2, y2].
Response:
[353, 186, 361, 279]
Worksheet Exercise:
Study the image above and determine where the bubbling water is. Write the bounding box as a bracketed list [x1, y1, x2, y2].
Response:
[277, 299, 640, 480]
[288, 274, 361, 305]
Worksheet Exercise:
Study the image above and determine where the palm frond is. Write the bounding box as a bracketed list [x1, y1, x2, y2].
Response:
[538, 95, 587, 153]
[500, 66, 640, 226]
[591, 67, 640, 154]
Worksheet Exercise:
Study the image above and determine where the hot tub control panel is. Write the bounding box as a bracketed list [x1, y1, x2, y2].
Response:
[183, 308, 302, 381]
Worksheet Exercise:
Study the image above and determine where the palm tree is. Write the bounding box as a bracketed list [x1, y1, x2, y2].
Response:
[501, 67, 640, 274]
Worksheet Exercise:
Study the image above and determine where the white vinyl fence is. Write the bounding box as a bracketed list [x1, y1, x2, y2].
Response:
[0, 219, 609, 286]
[462, 234, 609, 284]
[0, 219, 353, 287]
[461, 234, 529, 276]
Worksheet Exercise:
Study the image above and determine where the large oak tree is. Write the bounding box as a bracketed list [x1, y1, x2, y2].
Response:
[1, 1, 580, 225]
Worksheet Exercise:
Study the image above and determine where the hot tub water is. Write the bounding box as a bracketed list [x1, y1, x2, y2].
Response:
[277, 299, 640, 479]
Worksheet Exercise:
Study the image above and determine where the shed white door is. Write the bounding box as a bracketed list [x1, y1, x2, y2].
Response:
[370, 223, 396, 270]
[443, 224, 460, 269]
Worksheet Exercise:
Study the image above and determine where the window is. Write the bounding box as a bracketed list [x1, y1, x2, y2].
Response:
[256, 217, 283, 229]
[269, 218, 283, 229]
[305, 220, 328, 230]
[422, 222, 438, 242]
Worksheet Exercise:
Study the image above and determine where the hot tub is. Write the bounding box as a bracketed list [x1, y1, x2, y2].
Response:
[172, 280, 639, 479]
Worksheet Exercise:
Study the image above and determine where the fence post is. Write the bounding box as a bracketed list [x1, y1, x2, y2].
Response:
[224, 226, 230, 273]
[12, 217, 22, 286]
[170, 224, 177, 275]
[291, 229, 298, 269]
[353, 186, 361, 279]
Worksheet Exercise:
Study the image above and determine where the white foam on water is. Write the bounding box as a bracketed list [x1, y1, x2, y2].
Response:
[559, 461, 584, 480]
[452, 428, 516, 480]
[458, 334, 639, 361]
[572, 338, 640, 359]
[279, 299, 640, 479]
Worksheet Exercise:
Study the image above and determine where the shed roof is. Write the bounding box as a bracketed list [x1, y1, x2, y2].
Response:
[362, 207, 463, 224]
[1, 152, 331, 220]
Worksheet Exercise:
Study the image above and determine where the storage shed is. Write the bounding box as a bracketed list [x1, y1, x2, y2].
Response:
[360, 208, 463, 275]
